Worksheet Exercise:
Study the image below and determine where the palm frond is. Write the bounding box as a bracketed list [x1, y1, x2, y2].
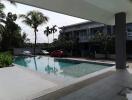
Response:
[19, 14, 26, 18]
[0, 11, 5, 18]
[0, 3, 5, 18]
[27, 11, 48, 25]
[51, 25, 57, 33]
[7, 0, 16, 5]
[22, 20, 32, 26]
[20, 11, 48, 29]
[0, 24, 5, 34]
[19, 14, 32, 26]
[0, 18, 6, 24]
[44, 26, 52, 37]
[0, 3, 5, 10]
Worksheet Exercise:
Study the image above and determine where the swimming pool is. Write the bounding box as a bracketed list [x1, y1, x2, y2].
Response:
[14, 56, 114, 78]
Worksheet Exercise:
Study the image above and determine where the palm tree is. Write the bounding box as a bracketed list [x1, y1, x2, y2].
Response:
[0, 1, 16, 21]
[0, 12, 19, 50]
[0, 1, 17, 35]
[44, 26, 52, 44]
[0, 3, 5, 34]
[0, 3, 5, 18]
[20, 10, 48, 55]
[21, 32, 30, 44]
[51, 25, 57, 41]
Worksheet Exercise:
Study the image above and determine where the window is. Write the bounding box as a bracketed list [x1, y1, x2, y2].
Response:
[127, 25, 132, 32]
[127, 24, 132, 36]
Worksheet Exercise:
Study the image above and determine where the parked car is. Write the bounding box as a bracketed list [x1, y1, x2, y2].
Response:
[22, 50, 33, 57]
[42, 50, 49, 55]
[50, 50, 64, 57]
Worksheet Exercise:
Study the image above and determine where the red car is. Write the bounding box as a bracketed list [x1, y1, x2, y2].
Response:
[50, 50, 64, 57]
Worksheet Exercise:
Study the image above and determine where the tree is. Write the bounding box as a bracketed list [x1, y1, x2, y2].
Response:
[50, 32, 75, 56]
[0, 12, 23, 50]
[44, 25, 57, 45]
[20, 10, 48, 55]
[51, 25, 57, 41]
[0, 0, 17, 34]
[0, 2, 25, 50]
[0, 3, 5, 35]
[44, 26, 52, 44]
[91, 32, 115, 58]
[5, 12, 17, 45]
[21, 32, 30, 43]
[0, 3, 5, 18]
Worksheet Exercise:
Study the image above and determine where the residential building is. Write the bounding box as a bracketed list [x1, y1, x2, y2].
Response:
[59, 21, 132, 57]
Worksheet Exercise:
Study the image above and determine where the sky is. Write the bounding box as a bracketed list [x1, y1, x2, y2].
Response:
[1, 0, 87, 43]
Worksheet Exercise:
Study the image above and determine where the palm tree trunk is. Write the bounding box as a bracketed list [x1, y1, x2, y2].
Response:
[48, 36, 49, 48]
[53, 33, 54, 42]
[33, 57, 37, 70]
[34, 30, 37, 56]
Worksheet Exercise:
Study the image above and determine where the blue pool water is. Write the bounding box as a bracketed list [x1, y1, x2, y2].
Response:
[14, 56, 113, 78]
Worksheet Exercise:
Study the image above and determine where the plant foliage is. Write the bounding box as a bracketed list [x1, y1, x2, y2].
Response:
[0, 52, 13, 68]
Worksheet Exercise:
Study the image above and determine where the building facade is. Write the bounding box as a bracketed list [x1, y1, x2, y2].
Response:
[59, 21, 132, 57]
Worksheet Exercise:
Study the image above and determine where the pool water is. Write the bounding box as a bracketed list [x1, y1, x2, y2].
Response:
[14, 56, 113, 78]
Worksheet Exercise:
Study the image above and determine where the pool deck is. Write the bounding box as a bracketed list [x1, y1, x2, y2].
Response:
[0, 66, 57, 100]
[59, 68, 132, 100]
[0, 58, 132, 100]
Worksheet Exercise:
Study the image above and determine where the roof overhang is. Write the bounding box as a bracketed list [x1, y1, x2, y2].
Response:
[13, 0, 132, 25]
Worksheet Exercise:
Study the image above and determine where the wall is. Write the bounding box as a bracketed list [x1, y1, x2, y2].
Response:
[13, 48, 42, 55]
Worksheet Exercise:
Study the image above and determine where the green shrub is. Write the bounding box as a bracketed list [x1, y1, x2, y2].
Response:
[0, 52, 13, 68]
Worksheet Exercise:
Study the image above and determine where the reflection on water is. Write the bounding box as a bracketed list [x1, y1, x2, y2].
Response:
[45, 65, 58, 74]
[33, 57, 37, 71]
[14, 56, 76, 76]
[45, 57, 58, 74]
[14, 56, 111, 78]
[14, 56, 29, 67]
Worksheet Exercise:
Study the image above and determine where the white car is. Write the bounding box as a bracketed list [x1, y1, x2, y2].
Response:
[42, 50, 49, 55]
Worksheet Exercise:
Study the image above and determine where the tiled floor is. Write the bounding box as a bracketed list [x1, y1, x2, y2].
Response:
[59, 69, 132, 100]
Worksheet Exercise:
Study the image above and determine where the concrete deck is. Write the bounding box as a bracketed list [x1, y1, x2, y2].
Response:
[59, 68, 132, 100]
[0, 66, 57, 100]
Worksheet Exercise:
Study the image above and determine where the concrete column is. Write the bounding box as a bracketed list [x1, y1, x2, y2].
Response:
[115, 12, 126, 69]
